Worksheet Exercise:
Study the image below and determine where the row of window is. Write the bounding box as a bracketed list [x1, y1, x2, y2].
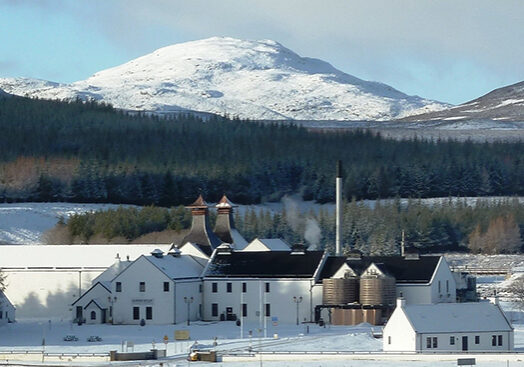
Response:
[425, 335, 504, 348]
[133, 306, 153, 320]
[115, 282, 171, 293]
[0, 311, 8, 319]
[437, 280, 450, 294]
[210, 303, 270, 317]
[212, 282, 270, 293]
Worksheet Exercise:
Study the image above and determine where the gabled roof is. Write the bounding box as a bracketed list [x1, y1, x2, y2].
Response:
[205, 250, 325, 278]
[243, 238, 291, 252]
[319, 256, 348, 279]
[216, 194, 236, 209]
[71, 281, 111, 306]
[93, 260, 133, 284]
[186, 194, 209, 208]
[401, 301, 513, 333]
[345, 256, 441, 283]
[144, 254, 204, 280]
[84, 299, 105, 310]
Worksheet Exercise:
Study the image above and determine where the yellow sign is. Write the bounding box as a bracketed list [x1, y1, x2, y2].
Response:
[175, 330, 190, 340]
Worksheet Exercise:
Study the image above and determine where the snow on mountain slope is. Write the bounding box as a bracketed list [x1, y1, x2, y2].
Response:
[402, 81, 524, 123]
[0, 37, 448, 121]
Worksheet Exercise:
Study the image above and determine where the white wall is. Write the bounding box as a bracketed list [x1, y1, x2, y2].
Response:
[202, 278, 321, 324]
[417, 331, 513, 352]
[383, 305, 416, 352]
[112, 257, 176, 325]
[84, 303, 104, 325]
[0, 292, 15, 325]
[111, 256, 202, 325]
[71, 283, 110, 323]
[429, 257, 456, 304]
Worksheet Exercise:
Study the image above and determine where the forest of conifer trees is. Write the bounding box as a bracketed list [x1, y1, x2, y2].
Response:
[0, 95, 523, 206]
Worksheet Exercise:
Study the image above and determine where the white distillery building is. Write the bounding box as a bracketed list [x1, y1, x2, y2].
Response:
[321, 253, 457, 305]
[0, 290, 15, 325]
[202, 244, 327, 324]
[0, 244, 172, 319]
[383, 298, 513, 352]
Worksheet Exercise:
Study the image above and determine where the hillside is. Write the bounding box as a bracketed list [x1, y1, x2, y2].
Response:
[0, 37, 448, 121]
[402, 81, 524, 123]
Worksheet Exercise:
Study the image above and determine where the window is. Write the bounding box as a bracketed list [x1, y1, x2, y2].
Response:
[475, 336, 480, 344]
[163, 282, 170, 292]
[212, 303, 218, 317]
[139, 282, 146, 292]
[265, 282, 270, 293]
[199, 284, 203, 293]
[133, 307, 140, 320]
[116, 282, 122, 292]
[0, 312, 3, 319]
[450, 336, 455, 345]
[492, 335, 497, 346]
[212, 282, 218, 293]
[427, 337, 438, 348]
[227, 282, 232, 293]
[90, 311, 96, 320]
[432, 337, 438, 348]
[146, 306, 153, 320]
[242, 282, 247, 293]
[446, 280, 449, 293]
[426, 337, 432, 348]
[265, 303, 271, 317]
[242, 303, 247, 317]
[109, 306, 112, 317]
[388, 336, 391, 345]
[498, 335, 503, 346]
[438, 280, 441, 293]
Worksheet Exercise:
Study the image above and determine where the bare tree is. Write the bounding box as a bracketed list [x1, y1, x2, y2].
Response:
[0, 269, 6, 292]
[506, 275, 524, 310]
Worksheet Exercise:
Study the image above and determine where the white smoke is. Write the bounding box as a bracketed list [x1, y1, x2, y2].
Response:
[304, 217, 321, 250]
[282, 195, 301, 232]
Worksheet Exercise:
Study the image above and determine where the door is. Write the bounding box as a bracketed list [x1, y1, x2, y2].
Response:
[76, 306, 83, 321]
[226, 307, 233, 320]
[462, 336, 468, 351]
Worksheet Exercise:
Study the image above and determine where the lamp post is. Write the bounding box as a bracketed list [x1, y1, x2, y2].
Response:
[293, 296, 303, 326]
[184, 297, 194, 326]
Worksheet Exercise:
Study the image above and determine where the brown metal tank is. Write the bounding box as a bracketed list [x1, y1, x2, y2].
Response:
[322, 278, 359, 305]
[359, 275, 396, 306]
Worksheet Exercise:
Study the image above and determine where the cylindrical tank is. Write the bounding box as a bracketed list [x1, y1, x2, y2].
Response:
[322, 278, 359, 305]
[359, 275, 396, 306]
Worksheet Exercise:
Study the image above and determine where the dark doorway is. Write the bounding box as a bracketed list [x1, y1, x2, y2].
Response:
[226, 307, 235, 321]
[76, 306, 83, 321]
[462, 336, 468, 351]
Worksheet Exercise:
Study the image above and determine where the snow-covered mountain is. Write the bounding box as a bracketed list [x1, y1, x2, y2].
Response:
[0, 37, 449, 121]
[402, 81, 524, 123]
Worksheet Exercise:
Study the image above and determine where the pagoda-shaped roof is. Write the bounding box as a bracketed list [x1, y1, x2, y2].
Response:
[186, 194, 209, 209]
[216, 194, 236, 209]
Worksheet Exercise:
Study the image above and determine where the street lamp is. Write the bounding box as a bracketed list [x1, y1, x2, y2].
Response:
[293, 296, 303, 326]
[184, 297, 194, 326]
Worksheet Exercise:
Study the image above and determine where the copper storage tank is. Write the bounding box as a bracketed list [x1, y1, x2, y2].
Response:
[359, 275, 396, 306]
[322, 278, 359, 305]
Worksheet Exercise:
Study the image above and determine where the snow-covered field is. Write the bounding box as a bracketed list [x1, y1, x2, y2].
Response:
[1, 318, 524, 366]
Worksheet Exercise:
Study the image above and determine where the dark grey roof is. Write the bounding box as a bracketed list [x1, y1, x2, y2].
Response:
[205, 250, 325, 278]
[346, 256, 441, 283]
[319, 255, 441, 284]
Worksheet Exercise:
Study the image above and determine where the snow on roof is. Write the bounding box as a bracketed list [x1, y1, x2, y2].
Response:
[230, 229, 248, 249]
[0, 244, 172, 268]
[402, 301, 512, 333]
[92, 260, 133, 284]
[144, 254, 204, 279]
[243, 238, 291, 252]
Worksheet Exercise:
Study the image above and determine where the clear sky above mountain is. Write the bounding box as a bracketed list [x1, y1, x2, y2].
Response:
[0, 0, 522, 105]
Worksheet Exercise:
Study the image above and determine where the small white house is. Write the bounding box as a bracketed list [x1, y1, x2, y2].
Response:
[383, 298, 513, 352]
[0, 290, 15, 325]
[71, 281, 112, 324]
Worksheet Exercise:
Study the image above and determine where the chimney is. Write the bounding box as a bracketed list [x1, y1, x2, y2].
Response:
[291, 242, 306, 254]
[396, 297, 406, 308]
[179, 195, 221, 256]
[150, 249, 164, 258]
[214, 194, 244, 244]
[335, 160, 343, 256]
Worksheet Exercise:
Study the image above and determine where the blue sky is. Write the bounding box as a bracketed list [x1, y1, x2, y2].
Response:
[0, 0, 522, 105]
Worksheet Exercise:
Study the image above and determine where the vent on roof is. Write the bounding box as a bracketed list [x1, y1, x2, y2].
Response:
[151, 249, 164, 258]
[404, 248, 420, 260]
[291, 243, 306, 255]
[346, 250, 362, 259]
[216, 243, 233, 255]
[168, 247, 181, 257]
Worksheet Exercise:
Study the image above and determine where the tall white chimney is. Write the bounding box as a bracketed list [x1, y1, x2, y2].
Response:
[336, 160, 343, 256]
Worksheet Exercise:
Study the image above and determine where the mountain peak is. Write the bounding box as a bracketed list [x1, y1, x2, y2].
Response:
[0, 37, 448, 121]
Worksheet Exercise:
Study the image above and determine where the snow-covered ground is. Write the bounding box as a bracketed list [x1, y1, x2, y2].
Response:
[1, 318, 524, 366]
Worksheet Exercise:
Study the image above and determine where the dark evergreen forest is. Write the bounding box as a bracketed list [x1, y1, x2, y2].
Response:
[1, 95, 523, 205]
[56, 198, 523, 254]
